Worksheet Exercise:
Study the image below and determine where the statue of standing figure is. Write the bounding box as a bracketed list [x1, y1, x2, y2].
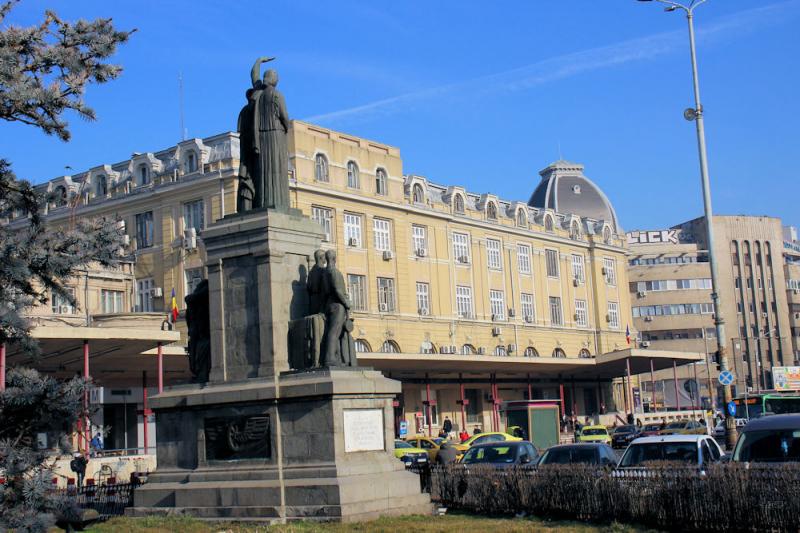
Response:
[320, 250, 356, 367]
[237, 56, 290, 213]
[185, 279, 211, 383]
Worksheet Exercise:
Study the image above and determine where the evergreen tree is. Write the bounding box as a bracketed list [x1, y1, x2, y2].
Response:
[0, 2, 132, 530]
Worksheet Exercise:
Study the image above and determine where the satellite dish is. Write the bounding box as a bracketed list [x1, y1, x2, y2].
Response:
[684, 108, 697, 121]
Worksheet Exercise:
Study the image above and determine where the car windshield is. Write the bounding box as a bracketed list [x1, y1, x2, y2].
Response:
[395, 440, 413, 449]
[540, 447, 598, 465]
[644, 424, 661, 432]
[665, 422, 686, 429]
[615, 426, 636, 434]
[583, 428, 607, 436]
[462, 445, 516, 464]
[619, 442, 697, 466]
[733, 429, 800, 463]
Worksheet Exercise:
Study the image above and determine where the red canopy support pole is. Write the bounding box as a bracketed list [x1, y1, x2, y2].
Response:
[492, 376, 500, 431]
[0, 343, 6, 391]
[674, 359, 681, 412]
[527, 373, 532, 401]
[559, 382, 565, 419]
[83, 339, 90, 454]
[458, 373, 466, 434]
[142, 370, 149, 455]
[425, 374, 432, 437]
[157, 342, 164, 394]
[650, 358, 658, 413]
[626, 357, 634, 418]
[571, 378, 577, 417]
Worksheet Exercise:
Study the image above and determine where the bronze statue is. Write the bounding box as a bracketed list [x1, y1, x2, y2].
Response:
[307, 249, 326, 315]
[320, 250, 355, 367]
[236, 56, 290, 212]
[185, 279, 211, 383]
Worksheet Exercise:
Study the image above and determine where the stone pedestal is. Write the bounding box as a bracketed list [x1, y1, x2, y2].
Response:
[129, 209, 431, 521]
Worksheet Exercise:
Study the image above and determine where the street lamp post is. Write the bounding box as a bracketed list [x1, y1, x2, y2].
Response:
[638, 0, 737, 449]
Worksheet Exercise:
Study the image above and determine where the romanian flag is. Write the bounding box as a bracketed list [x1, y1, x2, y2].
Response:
[626, 325, 631, 345]
[170, 288, 179, 323]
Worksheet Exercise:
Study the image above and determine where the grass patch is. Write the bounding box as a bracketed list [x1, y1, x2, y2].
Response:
[85, 513, 655, 533]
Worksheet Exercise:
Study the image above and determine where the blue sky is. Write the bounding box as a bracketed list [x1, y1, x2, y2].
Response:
[4, 1, 799, 231]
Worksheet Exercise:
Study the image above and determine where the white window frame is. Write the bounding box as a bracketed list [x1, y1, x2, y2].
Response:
[486, 238, 502, 270]
[412, 225, 427, 255]
[489, 289, 505, 320]
[100, 289, 124, 314]
[517, 244, 531, 274]
[453, 232, 470, 264]
[311, 206, 333, 242]
[607, 301, 620, 329]
[375, 168, 388, 195]
[571, 254, 585, 284]
[183, 199, 205, 233]
[545, 249, 560, 278]
[377, 277, 396, 312]
[520, 293, 535, 321]
[575, 299, 588, 327]
[136, 278, 155, 312]
[346, 160, 360, 189]
[135, 211, 154, 249]
[314, 153, 329, 182]
[549, 296, 563, 326]
[344, 213, 362, 248]
[347, 274, 367, 311]
[456, 285, 473, 319]
[51, 287, 76, 314]
[416, 282, 430, 315]
[373, 218, 391, 252]
[603, 257, 617, 286]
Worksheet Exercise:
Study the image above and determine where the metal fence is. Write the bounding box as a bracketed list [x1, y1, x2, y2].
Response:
[430, 463, 800, 532]
[59, 481, 138, 520]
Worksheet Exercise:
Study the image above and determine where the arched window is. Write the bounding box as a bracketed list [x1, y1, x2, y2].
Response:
[603, 226, 612, 244]
[412, 183, 425, 204]
[454, 194, 465, 214]
[375, 168, 388, 195]
[420, 341, 436, 354]
[314, 154, 329, 182]
[346, 161, 359, 189]
[184, 152, 197, 174]
[355, 339, 371, 353]
[524, 346, 539, 358]
[380, 340, 400, 353]
[53, 186, 67, 207]
[544, 214, 554, 232]
[578, 348, 592, 358]
[95, 175, 107, 198]
[570, 220, 581, 240]
[138, 164, 150, 186]
[552, 348, 566, 358]
[486, 202, 497, 220]
[461, 344, 476, 355]
[517, 209, 527, 227]
[494, 345, 507, 356]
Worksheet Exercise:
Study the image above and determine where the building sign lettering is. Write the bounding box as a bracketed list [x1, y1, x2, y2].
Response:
[626, 230, 680, 245]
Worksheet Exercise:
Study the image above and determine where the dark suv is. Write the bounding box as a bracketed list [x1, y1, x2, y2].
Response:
[612, 425, 642, 448]
[733, 414, 800, 463]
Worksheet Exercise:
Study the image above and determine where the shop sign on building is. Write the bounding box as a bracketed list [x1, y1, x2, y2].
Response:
[626, 229, 681, 245]
[772, 366, 800, 391]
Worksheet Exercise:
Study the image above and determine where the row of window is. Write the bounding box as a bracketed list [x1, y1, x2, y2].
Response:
[735, 277, 773, 290]
[629, 255, 707, 266]
[634, 278, 712, 292]
[315, 155, 389, 196]
[51, 288, 125, 315]
[353, 338, 592, 358]
[134, 199, 204, 249]
[632, 303, 715, 318]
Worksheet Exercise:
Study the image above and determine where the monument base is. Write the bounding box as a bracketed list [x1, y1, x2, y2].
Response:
[128, 369, 431, 522]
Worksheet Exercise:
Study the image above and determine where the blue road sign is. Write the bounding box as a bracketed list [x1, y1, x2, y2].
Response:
[399, 420, 408, 437]
[718, 370, 734, 386]
[727, 401, 736, 417]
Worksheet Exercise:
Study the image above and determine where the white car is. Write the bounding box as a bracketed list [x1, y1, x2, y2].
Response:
[617, 434, 725, 469]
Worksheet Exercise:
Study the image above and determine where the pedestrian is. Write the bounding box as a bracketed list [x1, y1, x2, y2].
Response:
[436, 442, 458, 465]
[473, 426, 481, 435]
[458, 430, 469, 442]
[90, 432, 104, 456]
[437, 428, 447, 438]
[70, 453, 88, 488]
[442, 416, 453, 436]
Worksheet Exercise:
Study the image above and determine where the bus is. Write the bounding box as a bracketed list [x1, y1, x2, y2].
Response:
[733, 393, 800, 421]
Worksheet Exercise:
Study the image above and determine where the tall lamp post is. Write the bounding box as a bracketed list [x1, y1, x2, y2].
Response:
[638, 0, 736, 449]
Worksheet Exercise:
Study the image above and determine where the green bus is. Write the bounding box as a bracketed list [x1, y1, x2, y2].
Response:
[733, 393, 800, 421]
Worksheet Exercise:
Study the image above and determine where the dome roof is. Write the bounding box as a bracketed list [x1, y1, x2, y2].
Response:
[528, 160, 619, 233]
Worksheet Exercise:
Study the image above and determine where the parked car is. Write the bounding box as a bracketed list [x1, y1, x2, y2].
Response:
[404, 435, 444, 462]
[617, 435, 724, 469]
[659, 419, 707, 435]
[640, 423, 664, 437]
[577, 425, 612, 445]
[459, 441, 539, 468]
[538, 443, 617, 466]
[732, 414, 800, 463]
[452, 432, 523, 459]
[611, 425, 642, 448]
[393, 440, 428, 465]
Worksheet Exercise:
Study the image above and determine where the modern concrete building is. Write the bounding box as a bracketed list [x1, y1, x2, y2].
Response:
[627, 215, 796, 409]
[3, 121, 700, 454]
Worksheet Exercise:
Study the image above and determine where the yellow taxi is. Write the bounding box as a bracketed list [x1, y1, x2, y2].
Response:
[576, 425, 612, 445]
[404, 435, 444, 462]
[452, 432, 522, 460]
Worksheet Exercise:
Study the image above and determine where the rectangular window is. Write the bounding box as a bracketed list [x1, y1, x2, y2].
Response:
[607, 301, 620, 329]
[373, 218, 391, 251]
[416, 282, 430, 315]
[456, 285, 473, 318]
[453, 232, 470, 263]
[185, 267, 204, 296]
[517, 244, 531, 274]
[486, 238, 502, 270]
[344, 213, 362, 248]
[183, 199, 205, 233]
[549, 296, 563, 326]
[412, 225, 427, 255]
[603, 257, 617, 286]
[575, 299, 588, 327]
[571, 254, 585, 283]
[51, 287, 76, 314]
[347, 274, 367, 311]
[545, 249, 560, 278]
[520, 293, 535, 321]
[311, 206, 333, 242]
[136, 278, 155, 312]
[100, 289, 124, 314]
[135, 211, 154, 249]
[377, 277, 396, 312]
[489, 289, 505, 320]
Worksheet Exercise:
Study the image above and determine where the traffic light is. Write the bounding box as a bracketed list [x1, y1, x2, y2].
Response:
[713, 350, 722, 372]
